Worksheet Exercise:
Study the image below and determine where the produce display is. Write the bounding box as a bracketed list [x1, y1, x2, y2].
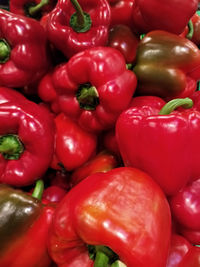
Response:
[1, 0, 200, 266]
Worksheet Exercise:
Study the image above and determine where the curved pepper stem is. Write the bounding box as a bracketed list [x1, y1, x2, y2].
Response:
[186, 20, 194, 40]
[28, 0, 49, 17]
[32, 179, 44, 200]
[70, 0, 92, 33]
[89, 245, 119, 267]
[0, 39, 11, 63]
[159, 97, 193, 115]
[76, 83, 99, 110]
[0, 134, 24, 160]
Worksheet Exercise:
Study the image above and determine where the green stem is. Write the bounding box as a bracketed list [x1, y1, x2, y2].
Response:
[94, 251, 109, 267]
[28, 0, 49, 16]
[111, 260, 127, 267]
[32, 179, 44, 200]
[0, 39, 11, 63]
[76, 83, 99, 110]
[159, 97, 193, 115]
[69, 0, 92, 33]
[0, 134, 24, 160]
[186, 20, 194, 40]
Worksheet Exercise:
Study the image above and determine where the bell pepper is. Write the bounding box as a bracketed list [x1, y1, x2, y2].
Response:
[0, 86, 27, 104]
[101, 129, 121, 158]
[131, 0, 198, 35]
[54, 113, 97, 171]
[166, 233, 192, 267]
[0, 98, 55, 187]
[107, 24, 139, 63]
[46, 167, 71, 191]
[42, 185, 67, 203]
[178, 246, 200, 267]
[70, 150, 118, 187]
[133, 30, 200, 99]
[170, 177, 200, 244]
[181, 13, 200, 46]
[0, 180, 55, 267]
[9, 0, 57, 21]
[48, 167, 171, 267]
[108, 0, 135, 29]
[166, 233, 200, 267]
[116, 95, 200, 196]
[38, 46, 137, 132]
[0, 9, 50, 88]
[46, 0, 111, 59]
[179, 227, 200, 245]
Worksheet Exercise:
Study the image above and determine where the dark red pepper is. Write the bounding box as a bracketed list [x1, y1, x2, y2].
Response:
[107, 24, 139, 63]
[0, 180, 55, 267]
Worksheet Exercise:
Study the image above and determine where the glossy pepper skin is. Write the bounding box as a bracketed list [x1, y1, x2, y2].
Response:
[133, 30, 200, 99]
[46, 0, 111, 59]
[181, 13, 200, 46]
[0, 9, 50, 88]
[170, 178, 200, 244]
[107, 24, 139, 63]
[166, 233, 200, 267]
[70, 150, 118, 187]
[166, 234, 191, 267]
[131, 0, 198, 35]
[9, 0, 57, 21]
[0, 183, 55, 267]
[48, 167, 171, 267]
[54, 113, 97, 171]
[108, 0, 135, 29]
[0, 99, 55, 187]
[38, 46, 137, 132]
[116, 95, 200, 196]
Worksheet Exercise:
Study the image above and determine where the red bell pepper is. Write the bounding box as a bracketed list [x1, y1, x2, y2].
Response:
[133, 30, 200, 99]
[166, 233, 191, 267]
[9, 0, 57, 21]
[48, 167, 171, 267]
[45, 167, 71, 191]
[101, 129, 121, 158]
[108, 0, 135, 29]
[181, 13, 200, 46]
[107, 24, 139, 63]
[170, 177, 200, 244]
[38, 46, 137, 132]
[46, 0, 111, 59]
[42, 185, 67, 203]
[0, 86, 27, 104]
[131, 0, 198, 35]
[0, 97, 55, 187]
[179, 227, 200, 245]
[0, 9, 50, 88]
[70, 150, 119, 187]
[0, 180, 55, 267]
[54, 113, 97, 171]
[116, 95, 200, 196]
[179, 245, 200, 267]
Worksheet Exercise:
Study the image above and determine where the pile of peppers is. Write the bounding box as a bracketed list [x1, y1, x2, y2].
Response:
[1, 0, 200, 266]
